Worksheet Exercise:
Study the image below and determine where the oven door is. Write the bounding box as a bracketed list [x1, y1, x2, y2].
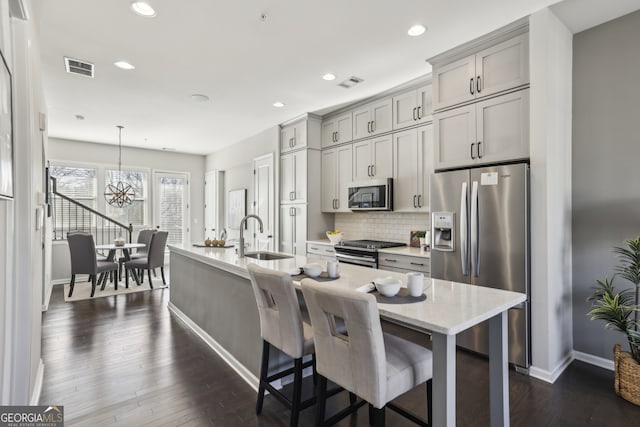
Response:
[335, 251, 377, 268]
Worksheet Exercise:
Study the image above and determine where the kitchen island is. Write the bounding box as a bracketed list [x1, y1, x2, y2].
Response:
[168, 244, 525, 427]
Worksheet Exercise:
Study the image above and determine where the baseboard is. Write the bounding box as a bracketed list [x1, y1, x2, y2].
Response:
[573, 350, 614, 371]
[41, 282, 53, 312]
[529, 352, 573, 383]
[51, 279, 68, 286]
[168, 302, 260, 392]
[29, 359, 44, 405]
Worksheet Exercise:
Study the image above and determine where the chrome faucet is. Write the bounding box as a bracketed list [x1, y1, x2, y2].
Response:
[238, 214, 264, 257]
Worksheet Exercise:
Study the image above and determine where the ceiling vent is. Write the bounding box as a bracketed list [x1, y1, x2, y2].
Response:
[337, 76, 364, 89]
[64, 57, 94, 78]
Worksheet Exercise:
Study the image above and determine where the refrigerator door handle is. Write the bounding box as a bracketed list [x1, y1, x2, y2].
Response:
[460, 181, 468, 276]
[471, 180, 479, 277]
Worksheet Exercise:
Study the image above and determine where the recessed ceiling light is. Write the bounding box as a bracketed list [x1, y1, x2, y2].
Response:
[130, 1, 156, 17]
[114, 61, 135, 70]
[273, 102, 285, 108]
[322, 73, 336, 81]
[190, 94, 210, 102]
[408, 25, 426, 37]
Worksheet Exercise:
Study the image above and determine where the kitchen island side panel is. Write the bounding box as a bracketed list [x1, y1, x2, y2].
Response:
[169, 251, 263, 376]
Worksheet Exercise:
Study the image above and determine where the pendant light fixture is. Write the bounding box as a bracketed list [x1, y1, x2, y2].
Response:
[104, 125, 135, 207]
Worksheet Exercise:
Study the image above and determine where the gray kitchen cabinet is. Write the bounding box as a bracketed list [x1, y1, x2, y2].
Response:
[378, 253, 430, 275]
[279, 204, 307, 256]
[393, 124, 433, 212]
[432, 33, 529, 111]
[321, 112, 353, 148]
[306, 241, 336, 261]
[392, 84, 433, 130]
[352, 135, 393, 182]
[280, 150, 307, 204]
[280, 119, 307, 154]
[352, 98, 393, 140]
[321, 144, 353, 212]
[434, 89, 529, 170]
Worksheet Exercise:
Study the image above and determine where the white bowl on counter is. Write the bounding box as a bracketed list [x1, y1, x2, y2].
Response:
[303, 263, 323, 278]
[326, 232, 344, 245]
[373, 277, 402, 297]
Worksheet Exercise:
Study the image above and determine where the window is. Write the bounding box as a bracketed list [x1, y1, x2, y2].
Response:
[105, 169, 148, 227]
[50, 165, 97, 231]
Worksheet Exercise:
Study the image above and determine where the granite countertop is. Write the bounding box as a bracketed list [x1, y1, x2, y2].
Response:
[169, 244, 525, 335]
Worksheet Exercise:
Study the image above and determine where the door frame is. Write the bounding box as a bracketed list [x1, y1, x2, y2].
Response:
[152, 169, 191, 245]
[252, 153, 275, 251]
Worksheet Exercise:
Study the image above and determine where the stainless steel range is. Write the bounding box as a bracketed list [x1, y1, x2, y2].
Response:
[334, 240, 406, 268]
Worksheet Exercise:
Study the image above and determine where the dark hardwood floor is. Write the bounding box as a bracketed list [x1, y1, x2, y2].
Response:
[40, 285, 639, 426]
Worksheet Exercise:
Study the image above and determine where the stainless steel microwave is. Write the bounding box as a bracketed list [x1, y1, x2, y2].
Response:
[347, 178, 393, 211]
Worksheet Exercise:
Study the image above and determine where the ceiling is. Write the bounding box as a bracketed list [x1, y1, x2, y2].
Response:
[31, 0, 638, 155]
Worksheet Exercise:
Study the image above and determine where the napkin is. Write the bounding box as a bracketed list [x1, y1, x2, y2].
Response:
[355, 283, 375, 293]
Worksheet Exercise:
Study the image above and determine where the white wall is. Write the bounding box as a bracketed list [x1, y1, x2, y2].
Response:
[528, 8, 573, 382]
[205, 126, 279, 241]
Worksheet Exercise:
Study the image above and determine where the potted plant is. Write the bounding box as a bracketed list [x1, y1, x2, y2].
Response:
[588, 236, 640, 405]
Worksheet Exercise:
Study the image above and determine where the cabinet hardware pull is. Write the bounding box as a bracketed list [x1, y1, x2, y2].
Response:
[410, 262, 425, 266]
[311, 247, 318, 250]
[371, 164, 375, 176]
[292, 137, 295, 147]
[470, 143, 476, 159]
[336, 199, 339, 209]
[476, 76, 481, 93]
[417, 194, 422, 208]
[413, 195, 417, 208]
[371, 121, 375, 133]
[335, 131, 339, 141]
[477, 141, 483, 158]
[325, 249, 334, 253]
[470, 77, 475, 95]
[413, 107, 417, 121]
[369, 121, 373, 133]
[417, 106, 422, 119]
[367, 165, 371, 177]
[384, 258, 397, 262]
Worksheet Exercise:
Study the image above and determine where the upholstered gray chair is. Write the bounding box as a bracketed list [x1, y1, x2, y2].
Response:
[124, 231, 168, 288]
[247, 263, 317, 427]
[301, 278, 434, 427]
[67, 232, 119, 297]
[119, 228, 156, 276]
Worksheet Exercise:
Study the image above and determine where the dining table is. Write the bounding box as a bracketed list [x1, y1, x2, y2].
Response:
[95, 242, 146, 280]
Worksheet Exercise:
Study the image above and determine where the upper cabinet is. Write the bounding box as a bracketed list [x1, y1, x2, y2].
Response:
[321, 144, 353, 213]
[393, 124, 433, 212]
[432, 33, 529, 111]
[352, 135, 393, 182]
[392, 85, 433, 130]
[433, 89, 529, 170]
[280, 115, 321, 154]
[280, 150, 307, 204]
[321, 112, 353, 148]
[352, 98, 393, 140]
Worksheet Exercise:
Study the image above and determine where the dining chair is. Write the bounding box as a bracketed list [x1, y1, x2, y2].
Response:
[246, 263, 318, 427]
[119, 228, 156, 277]
[301, 278, 433, 427]
[124, 231, 168, 288]
[67, 232, 119, 297]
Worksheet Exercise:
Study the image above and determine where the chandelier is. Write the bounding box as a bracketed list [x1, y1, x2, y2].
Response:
[104, 125, 135, 207]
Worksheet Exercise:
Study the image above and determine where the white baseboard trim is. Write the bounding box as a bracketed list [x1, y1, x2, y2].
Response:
[51, 278, 68, 286]
[529, 352, 573, 383]
[30, 359, 44, 405]
[168, 302, 260, 392]
[42, 282, 53, 312]
[573, 350, 614, 371]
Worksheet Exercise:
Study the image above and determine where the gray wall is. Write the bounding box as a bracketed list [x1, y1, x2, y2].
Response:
[572, 10, 640, 359]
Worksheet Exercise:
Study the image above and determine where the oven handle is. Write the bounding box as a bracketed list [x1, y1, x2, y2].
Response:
[335, 253, 376, 267]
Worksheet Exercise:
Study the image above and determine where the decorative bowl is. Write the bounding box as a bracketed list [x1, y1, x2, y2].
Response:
[303, 263, 323, 278]
[326, 231, 344, 245]
[373, 277, 402, 297]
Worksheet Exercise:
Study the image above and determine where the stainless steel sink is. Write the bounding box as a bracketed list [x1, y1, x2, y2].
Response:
[244, 251, 292, 260]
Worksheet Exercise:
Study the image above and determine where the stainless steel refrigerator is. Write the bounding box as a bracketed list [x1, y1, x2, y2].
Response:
[430, 163, 530, 369]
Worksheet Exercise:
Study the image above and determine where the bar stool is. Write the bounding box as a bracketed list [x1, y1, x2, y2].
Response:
[247, 264, 317, 427]
[301, 278, 433, 427]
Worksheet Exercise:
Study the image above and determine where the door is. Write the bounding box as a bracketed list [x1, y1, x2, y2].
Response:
[371, 135, 393, 179]
[393, 128, 419, 211]
[432, 54, 476, 110]
[417, 124, 433, 212]
[370, 98, 392, 135]
[279, 204, 306, 255]
[392, 89, 418, 130]
[335, 144, 353, 212]
[204, 170, 224, 239]
[279, 205, 294, 255]
[321, 119, 336, 148]
[476, 33, 529, 98]
[429, 169, 470, 284]
[321, 148, 337, 212]
[433, 104, 475, 171]
[154, 171, 189, 246]
[253, 154, 275, 251]
[352, 105, 371, 140]
[335, 112, 353, 144]
[280, 151, 306, 204]
[352, 140, 371, 182]
[416, 84, 433, 123]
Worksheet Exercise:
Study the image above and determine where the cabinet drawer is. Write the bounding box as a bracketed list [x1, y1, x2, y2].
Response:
[306, 243, 336, 257]
[378, 253, 429, 273]
[377, 265, 431, 277]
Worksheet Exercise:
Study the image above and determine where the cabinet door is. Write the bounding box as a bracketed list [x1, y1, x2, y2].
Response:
[433, 104, 476, 170]
[321, 149, 337, 212]
[335, 144, 353, 212]
[432, 54, 476, 111]
[371, 135, 393, 179]
[280, 126, 295, 153]
[417, 84, 433, 124]
[280, 153, 295, 203]
[292, 204, 307, 256]
[393, 128, 419, 212]
[291, 150, 307, 203]
[417, 124, 433, 212]
[352, 140, 372, 182]
[321, 119, 336, 148]
[393, 89, 419, 130]
[370, 98, 392, 135]
[352, 106, 371, 140]
[279, 205, 294, 254]
[335, 112, 353, 144]
[476, 34, 529, 98]
[475, 89, 529, 165]
[281, 121, 307, 153]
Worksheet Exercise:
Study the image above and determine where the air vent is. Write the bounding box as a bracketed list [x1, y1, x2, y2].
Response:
[338, 76, 364, 89]
[64, 57, 94, 78]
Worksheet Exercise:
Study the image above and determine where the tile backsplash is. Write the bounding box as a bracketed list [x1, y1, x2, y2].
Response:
[334, 212, 430, 244]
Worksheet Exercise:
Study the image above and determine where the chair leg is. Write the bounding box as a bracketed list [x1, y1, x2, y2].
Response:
[372, 406, 385, 427]
[148, 269, 154, 289]
[349, 392, 357, 405]
[153, 268, 157, 277]
[256, 340, 270, 415]
[315, 375, 328, 427]
[427, 379, 432, 426]
[87, 274, 92, 283]
[125, 267, 129, 288]
[114, 269, 118, 290]
[291, 358, 304, 427]
[369, 404, 375, 426]
[131, 268, 141, 286]
[68, 274, 76, 297]
[312, 354, 318, 386]
[160, 267, 166, 285]
[99, 273, 107, 290]
[90, 274, 97, 297]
